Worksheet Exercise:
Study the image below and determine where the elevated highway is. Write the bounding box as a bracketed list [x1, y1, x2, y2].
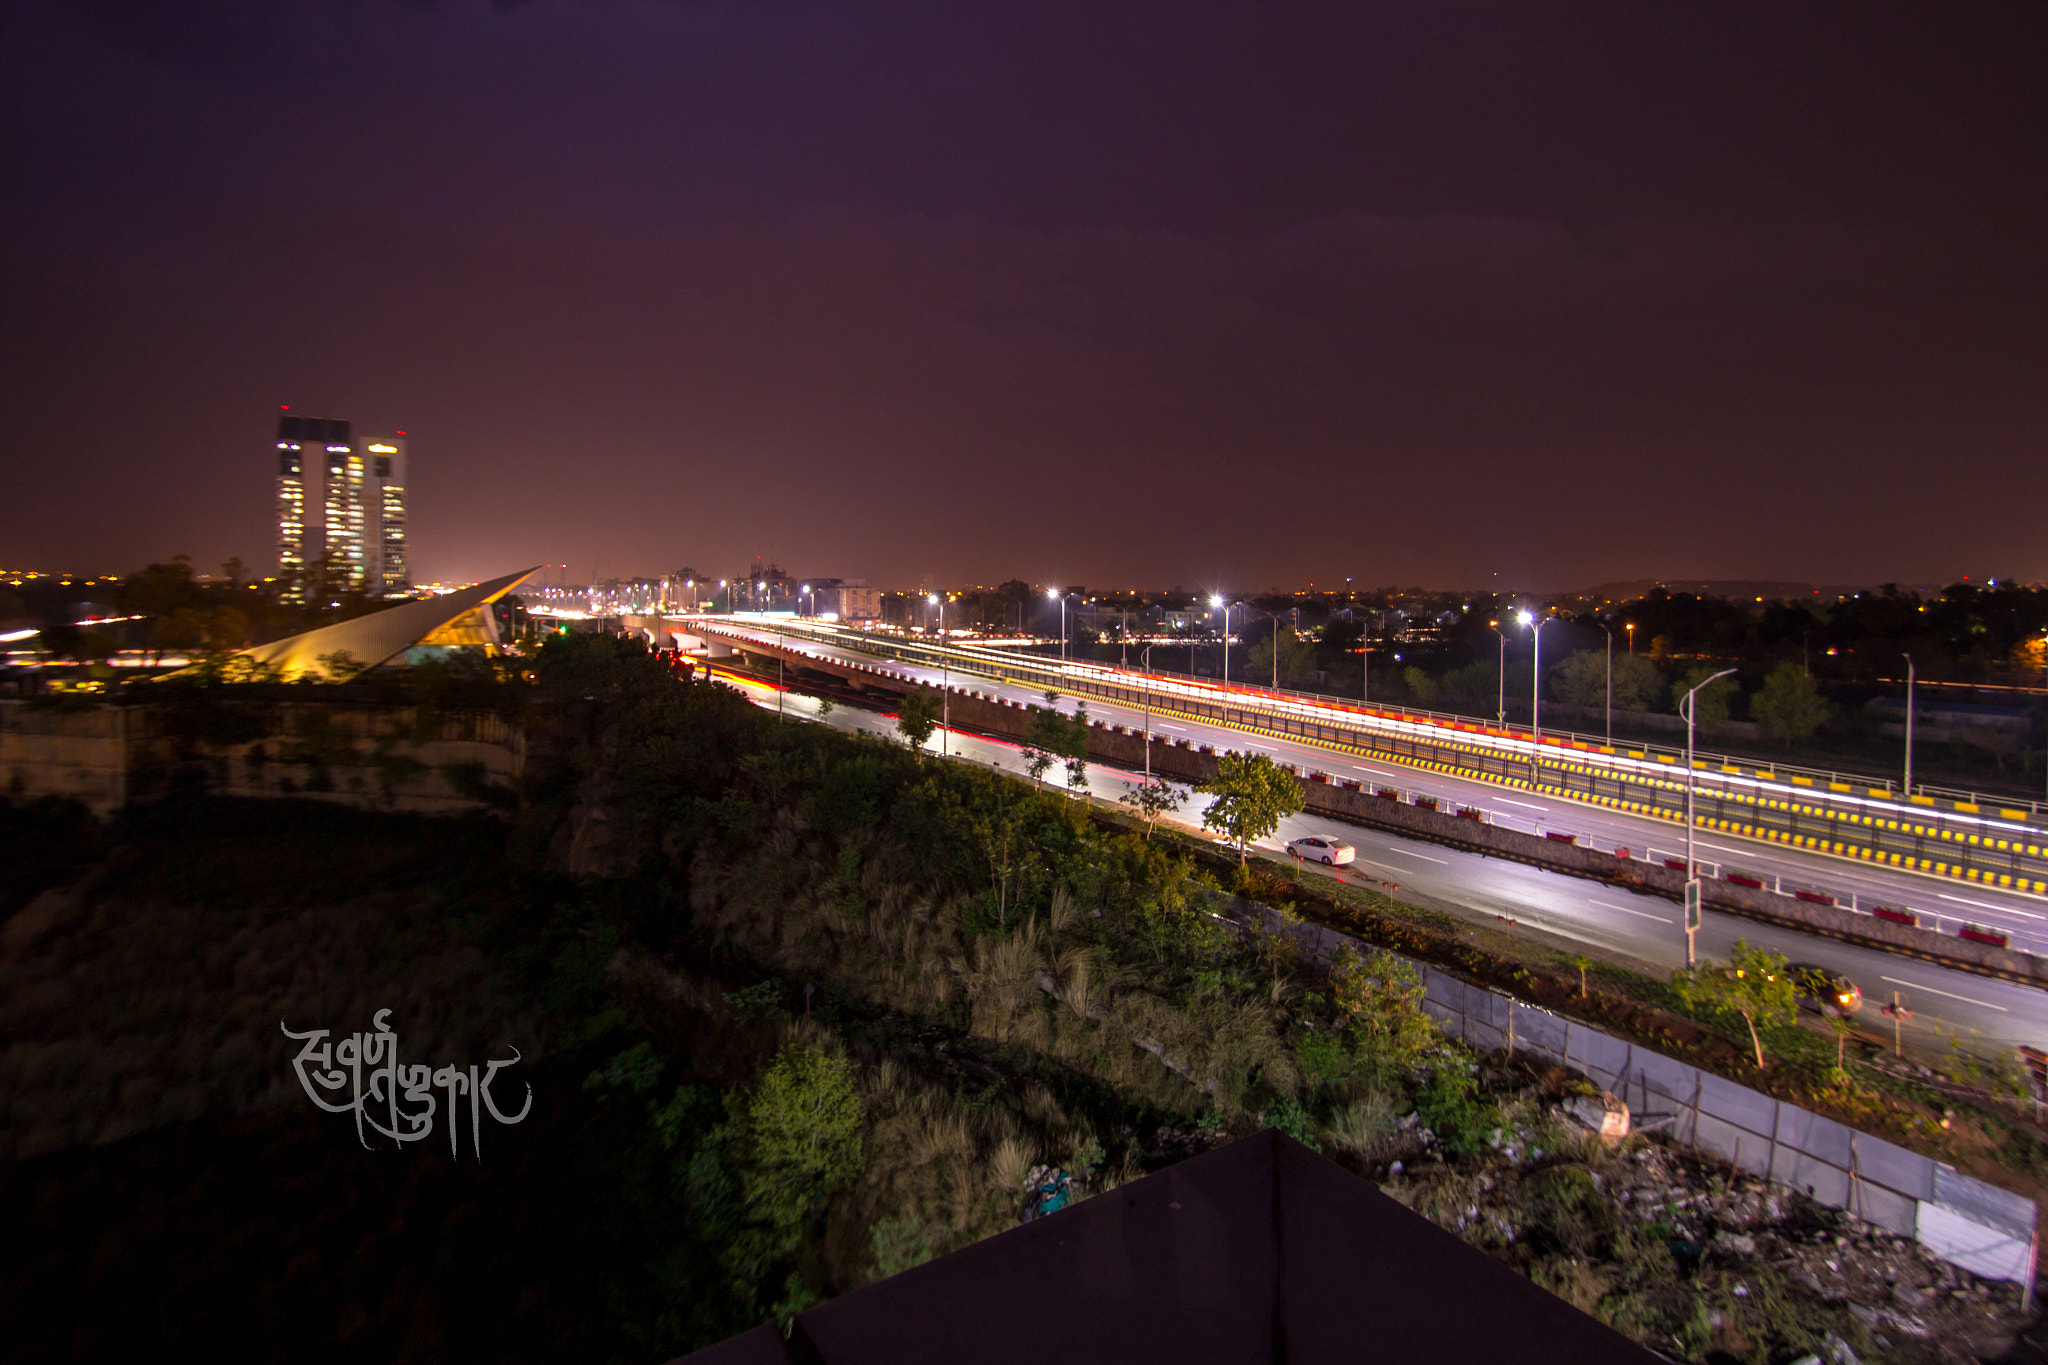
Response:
[686, 614, 2048, 952]
[696, 615, 2048, 899]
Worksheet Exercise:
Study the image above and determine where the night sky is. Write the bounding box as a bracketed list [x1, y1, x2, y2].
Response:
[4, 1, 2045, 592]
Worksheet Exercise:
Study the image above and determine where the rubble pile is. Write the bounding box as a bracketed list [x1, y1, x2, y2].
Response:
[1362, 1096, 2032, 1364]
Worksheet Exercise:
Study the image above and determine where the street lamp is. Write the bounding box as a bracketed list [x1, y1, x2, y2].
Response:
[1519, 609, 1556, 740]
[1625, 622, 1635, 657]
[930, 594, 948, 756]
[774, 619, 786, 722]
[1680, 667, 1738, 967]
[1902, 652, 1915, 797]
[1211, 595, 1237, 688]
[1359, 610, 1371, 705]
[1598, 623, 1614, 745]
[1488, 620, 1508, 726]
[718, 579, 728, 613]
[800, 584, 811, 619]
[1140, 642, 1156, 785]
[1048, 587, 1071, 665]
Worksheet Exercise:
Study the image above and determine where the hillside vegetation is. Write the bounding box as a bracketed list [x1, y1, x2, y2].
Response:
[0, 634, 2036, 1363]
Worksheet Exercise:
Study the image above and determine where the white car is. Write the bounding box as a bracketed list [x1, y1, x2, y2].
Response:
[1286, 835, 1355, 866]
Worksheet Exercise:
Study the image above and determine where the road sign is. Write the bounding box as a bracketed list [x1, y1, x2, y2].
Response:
[1683, 880, 1702, 932]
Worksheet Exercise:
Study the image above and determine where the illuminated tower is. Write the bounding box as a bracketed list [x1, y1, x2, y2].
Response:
[276, 412, 353, 601]
[275, 422, 307, 600]
[323, 432, 368, 594]
[274, 410, 413, 600]
[365, 434, 410, 595]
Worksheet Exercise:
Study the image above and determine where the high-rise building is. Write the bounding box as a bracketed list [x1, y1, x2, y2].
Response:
[273, 410, 412, 600]
[365, 435, 410, 596]
[322, 433, 367, 593]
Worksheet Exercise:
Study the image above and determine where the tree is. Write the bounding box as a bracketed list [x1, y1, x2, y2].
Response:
[1549, 651, 1607, 715]
[1197, 751, 1303, 865]
[1021, 704, 1069, 787]
[1957, 725, 2021, 773]
[203, 605, 250, 652]
[1671, 664, 1736, 731]
[896, 690, 941, 752]
[1437, 660, 1499, 711]
[1118, 778, 1186, 838]
[1672, 938, 1798, 1069]
[313, 649, 365, 681]
[1325, 946, 1438, 1077]
[1062, 703, 1092, 793]
[737, 1040, 864, 1232]
[1553, 651, 1665, 716]
[1610, 654, 1664, 712]
[1402, 666, 1437, 704]
[1751, 662, 1832, 746]
[1244, 626, 1317, 686]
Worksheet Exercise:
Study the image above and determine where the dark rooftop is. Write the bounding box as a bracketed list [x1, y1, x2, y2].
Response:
[676, 1129, 1662, 1365]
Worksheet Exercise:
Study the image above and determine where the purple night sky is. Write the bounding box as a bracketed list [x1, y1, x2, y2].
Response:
[4, 1, 2045, 590]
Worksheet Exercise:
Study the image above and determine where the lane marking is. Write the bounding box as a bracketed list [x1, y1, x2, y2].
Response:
[1588, 899, 1674, 924]
[1937, 893, 2048, 922]
[1496, 799, 1548, 811]
[1694, 842, 1748, 855]
[1354, 858, 1411, 875]
[1383, 847, 1449, 864]
[1878, 976, 2007, 1012]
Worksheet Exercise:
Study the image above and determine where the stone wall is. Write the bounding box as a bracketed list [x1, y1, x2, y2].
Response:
[1, 700, 522, 817]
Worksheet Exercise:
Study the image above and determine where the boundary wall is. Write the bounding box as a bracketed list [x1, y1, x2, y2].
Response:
[1417, 963, 2038, 1286]
[1234, 896, 2041, 1288]
[0, 699, 521, 816]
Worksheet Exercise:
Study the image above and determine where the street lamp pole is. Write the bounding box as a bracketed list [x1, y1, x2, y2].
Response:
[1209, 595, 1230, 688]
[1600, 624, 1613, 745]
[1681, 667, 1738, 967]
[1519, 610, 1554, 741]
[1048, 588, 1069, 665]
[1626, 622, 1635, 657]
[1489, 622, 1507, 726]
[1361, 616, 1370, 706]
[1140, 643, 1155, 786]
[1903, 653, 1915, 797]
[930, 595, 948, 755]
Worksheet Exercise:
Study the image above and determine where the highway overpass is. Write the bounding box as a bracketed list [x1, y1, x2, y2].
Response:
[695, 614, 2048, 899]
